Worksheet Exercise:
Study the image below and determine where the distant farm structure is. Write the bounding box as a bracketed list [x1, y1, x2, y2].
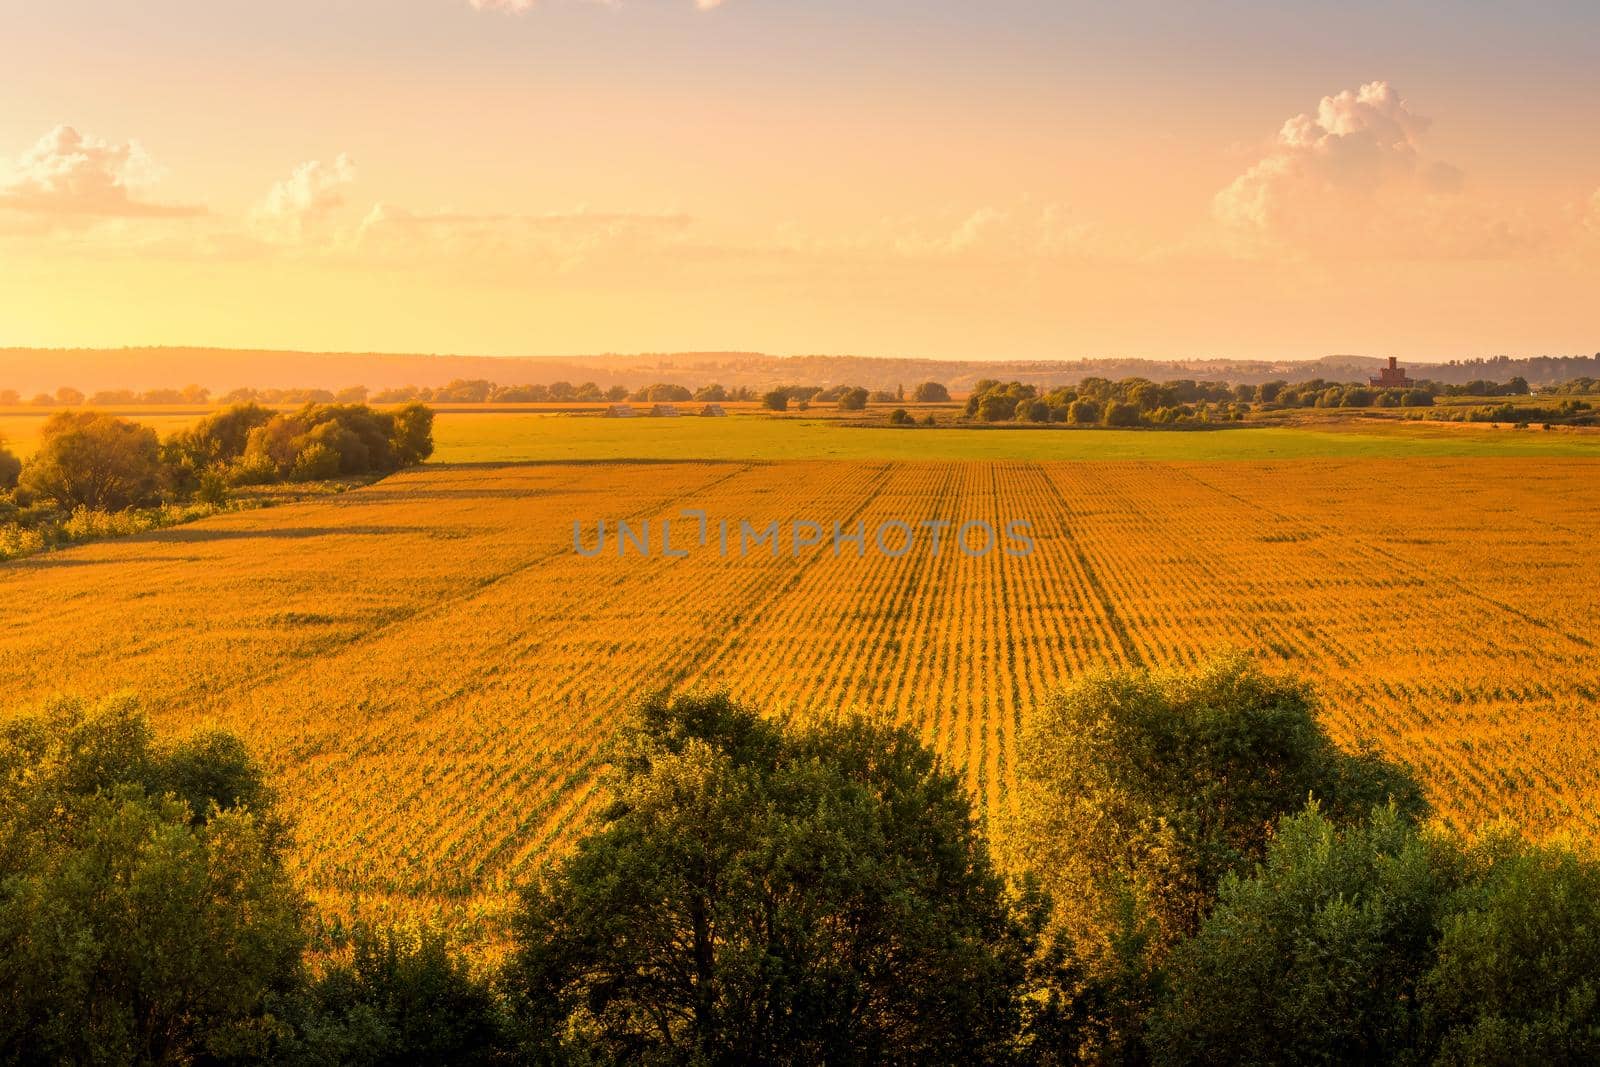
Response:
[607, 404, 635, 418]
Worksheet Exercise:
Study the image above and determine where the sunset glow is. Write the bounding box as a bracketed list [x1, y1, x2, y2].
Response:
[3, 0, 1597, 360]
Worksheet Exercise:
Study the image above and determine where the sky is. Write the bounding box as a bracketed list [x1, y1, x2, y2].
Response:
[1, 0, 1597, 362]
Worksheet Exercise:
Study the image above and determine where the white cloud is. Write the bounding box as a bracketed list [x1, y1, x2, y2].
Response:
[252, 155, 356, 242]
[0, 126, 201, 218]
[1212, 81, 1526, 259]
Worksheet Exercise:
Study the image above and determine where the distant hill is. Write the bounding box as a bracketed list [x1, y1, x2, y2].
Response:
[2, 347, 1595, 396]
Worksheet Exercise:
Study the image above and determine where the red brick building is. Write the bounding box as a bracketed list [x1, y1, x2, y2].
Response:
[1369, 357, 1414, 388]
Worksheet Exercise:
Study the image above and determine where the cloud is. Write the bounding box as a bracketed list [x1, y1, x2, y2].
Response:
[1213, 81, 1528, 259]
[0, 126, 202, 219]
[251, 155, 357, 242]
[351, 203, 695, 275]
[771, 203, 1103, 265]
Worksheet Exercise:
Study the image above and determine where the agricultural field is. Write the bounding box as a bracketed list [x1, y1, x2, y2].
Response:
[3, 452, 1598, 941]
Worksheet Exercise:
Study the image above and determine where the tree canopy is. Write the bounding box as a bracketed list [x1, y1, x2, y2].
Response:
[505, 692, 1045, 1065]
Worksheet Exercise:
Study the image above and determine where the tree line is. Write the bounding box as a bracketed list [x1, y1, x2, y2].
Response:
[7, 657, 1600, 1064]
[0, 403, 433, 561]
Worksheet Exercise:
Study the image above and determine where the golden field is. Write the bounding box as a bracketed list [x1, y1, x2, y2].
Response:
[3, 458, 1598, 936]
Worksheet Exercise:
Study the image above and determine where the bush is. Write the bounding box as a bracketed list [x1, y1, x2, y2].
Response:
[888, 407, 914, 426]
[761, 389, 789, 412]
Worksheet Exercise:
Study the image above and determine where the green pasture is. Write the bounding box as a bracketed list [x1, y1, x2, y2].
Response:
[4, 408, 1598, 465]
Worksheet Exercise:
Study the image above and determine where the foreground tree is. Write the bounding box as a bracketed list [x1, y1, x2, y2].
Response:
[282, 923, 508, 1066]
[0, 695, 305, 1063]
[1012, 655, 1423, 956]
[1151, 804, 1600, 1065]
[506, 693, 1044, 1065]
[1149, 804, 1455, 1065]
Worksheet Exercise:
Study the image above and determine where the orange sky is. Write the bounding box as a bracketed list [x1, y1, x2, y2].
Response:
[1, 1, 1597, 361]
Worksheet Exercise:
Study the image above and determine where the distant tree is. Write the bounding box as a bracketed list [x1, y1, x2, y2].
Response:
[574, 381, 605, 401]
[492, 384, 547, 403]
[29, 393, 53, 406]
[0, 696, 305, 1064]
[19, 411, 167, 509]
[90, 389, 138, 405]
[761, 388, 789, 412]
[0, 435, 20, 490]
[838, 387, 870, 411]
[605, 385, 630, 402]
[389, 402, 436, 467]
[869, 389, 897, 403]
[1067, 398, 1100, 424]
[55, 386, 85, 406]
[547, 381, 575, 401]
[166, 402, 275, 475]
[913, 381, 951, 403]
[181, 383, 212, 404]
[1018, 399, 1052, 423]
[1103, 401, 1142, 427]
[694, 383, 728, 402]
[142, 388, 185, 404]
[435, 379, 495, 403]
[336, 385, 369, 404]
[634, 383, 694, 403]
[888, 407, 914, 426]
[0, 389, 19, 405]
[506, 693, 1044, 1065]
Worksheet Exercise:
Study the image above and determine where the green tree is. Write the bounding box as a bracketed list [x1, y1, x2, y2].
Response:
[761, 388, 789, 412]
[913, 381, 950, 403]
[1149, 804, 1457, 1065]
[18, 410, 168, 509]
[1419, 837, 1600, 1064]
[506, 693, 1044, 1065]
[389, 402, 435, 467]
[1010, 656, 1423, 959]
[0, 434, 20, 490]
[284, 924, 507, 1065]
[837, 386, 870, 411]
[0, 695, 306, 1063]
[1067, 398, 1100, 424]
